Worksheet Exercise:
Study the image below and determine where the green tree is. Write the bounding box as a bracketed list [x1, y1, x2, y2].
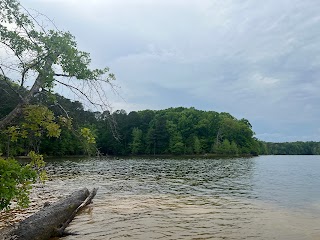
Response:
[220, 139, 231, 154]
[230, 141, 239, 155]
[0, 0, 114, 209]
[146, 126, 157, 155]
[211, 141, 219, 154]
[146, 115, 169, 154]
[130, 127, 143, 154]
[0, 0, 115, 130]
[169, 132, 184, 155]
[193, 136, 202, 154]
[170, 142, 185, 155]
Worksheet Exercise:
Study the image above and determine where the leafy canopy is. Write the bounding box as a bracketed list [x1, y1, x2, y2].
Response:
[0, 0, 110, 210]
[0, 0, 114, 83]
[0, 0, 115, 132]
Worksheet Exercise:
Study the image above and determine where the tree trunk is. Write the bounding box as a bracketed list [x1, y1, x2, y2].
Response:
[0, 188, 97, 240]
[0, 57, 55, 130]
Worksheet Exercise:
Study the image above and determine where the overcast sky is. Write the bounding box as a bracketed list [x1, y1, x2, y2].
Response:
[19, 0, 320, 142]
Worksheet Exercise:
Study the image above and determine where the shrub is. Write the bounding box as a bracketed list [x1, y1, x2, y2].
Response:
[0, 157, 37, 210]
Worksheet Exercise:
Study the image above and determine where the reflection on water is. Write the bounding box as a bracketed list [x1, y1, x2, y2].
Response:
[44, 156, 320, 239]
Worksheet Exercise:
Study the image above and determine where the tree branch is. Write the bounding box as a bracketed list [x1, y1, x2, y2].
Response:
[54, 79, 102, 107]
[21, 54, 48, 87]
[54, 73, 71, 77]
[0, 55, 56, 130]
[0, 67, 24, 101]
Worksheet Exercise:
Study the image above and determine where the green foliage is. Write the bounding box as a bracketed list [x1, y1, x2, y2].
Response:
[263, 141, 320, 155]
[1, 79, 262, 157]
[0, 103, 74, 209]
[0, 151, 46, 210]
[28, 151, 47, 182]
[193, 136, 202, 154]
[6, 126, 20, 142]
[230, 141, 239, 154]
[94, 107, 259, 156]
[23, 105, 61, 138]
[80, 127, 96, 144]
[0, 0, 116, 210]
[169, 133, 184, 155]
[78, 126, 97, 155]
[213, 139, 239, 155]
[0, 0, 115, 89]
[171, 142, 185, 155]
[130, 128, 143, 154]
[0, 157, 37, 210]
[1, 105, 63, 156]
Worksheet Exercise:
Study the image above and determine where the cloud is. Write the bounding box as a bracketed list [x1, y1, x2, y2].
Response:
[19, 0, 320, 142]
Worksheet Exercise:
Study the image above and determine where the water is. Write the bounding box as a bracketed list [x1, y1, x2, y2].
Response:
[44, 155, 320, 239]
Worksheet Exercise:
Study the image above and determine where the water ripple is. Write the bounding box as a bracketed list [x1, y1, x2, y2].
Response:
[43, 156, 320, 239]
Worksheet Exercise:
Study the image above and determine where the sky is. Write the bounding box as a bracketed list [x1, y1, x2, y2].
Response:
[18, 0, 320, 142]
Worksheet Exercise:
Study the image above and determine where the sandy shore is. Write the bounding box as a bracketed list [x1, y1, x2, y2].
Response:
[0, 183, 64, 229]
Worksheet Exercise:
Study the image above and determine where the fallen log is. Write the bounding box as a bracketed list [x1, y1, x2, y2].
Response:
[0, 188, 98, 240]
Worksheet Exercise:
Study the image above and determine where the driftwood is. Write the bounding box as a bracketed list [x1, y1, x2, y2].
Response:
[0, 188, 98, 240]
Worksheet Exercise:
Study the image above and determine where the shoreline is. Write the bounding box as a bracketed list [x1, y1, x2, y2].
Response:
[0, 184, 63, 230]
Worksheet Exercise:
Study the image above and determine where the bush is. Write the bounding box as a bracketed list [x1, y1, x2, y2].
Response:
[0, 157, 37, 210]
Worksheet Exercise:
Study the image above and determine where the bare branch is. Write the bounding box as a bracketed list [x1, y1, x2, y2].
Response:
[21, 54, 48, 87]
[0, 55, 56, 129]
[54, 101, 70, 118]
[19, 4, 48, 34]
[0, 41, 26, 73]
[54, 73, 71, 77]
[0, 63, 21, 74]
[0, 66, 24, 101]
[54, 79, 102, 107]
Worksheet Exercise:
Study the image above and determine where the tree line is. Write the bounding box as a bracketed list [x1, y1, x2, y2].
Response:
[265, 141, 320, 155]
[95, 108, 261, 156]
[3, 80, 320, 157]
[1, 79, 260, 156]
[0, 79, 260, 155]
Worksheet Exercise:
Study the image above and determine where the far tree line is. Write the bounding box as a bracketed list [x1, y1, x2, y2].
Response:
[1, 80, 320, 157]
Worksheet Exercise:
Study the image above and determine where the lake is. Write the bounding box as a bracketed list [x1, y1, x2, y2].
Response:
[44, 155, 320, 240]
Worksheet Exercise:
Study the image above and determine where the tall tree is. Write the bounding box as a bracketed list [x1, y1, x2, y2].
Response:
[130, 127, 143, 154]
[0, 0, 115, 129]
[193, 136, 202, 154]
[0, 0, 114, 209]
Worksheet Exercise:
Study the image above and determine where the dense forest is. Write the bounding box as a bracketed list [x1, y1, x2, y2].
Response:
[0, 79, 261, 156]
[265, 142, 320, 155]
[2, 79, 320, 156]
